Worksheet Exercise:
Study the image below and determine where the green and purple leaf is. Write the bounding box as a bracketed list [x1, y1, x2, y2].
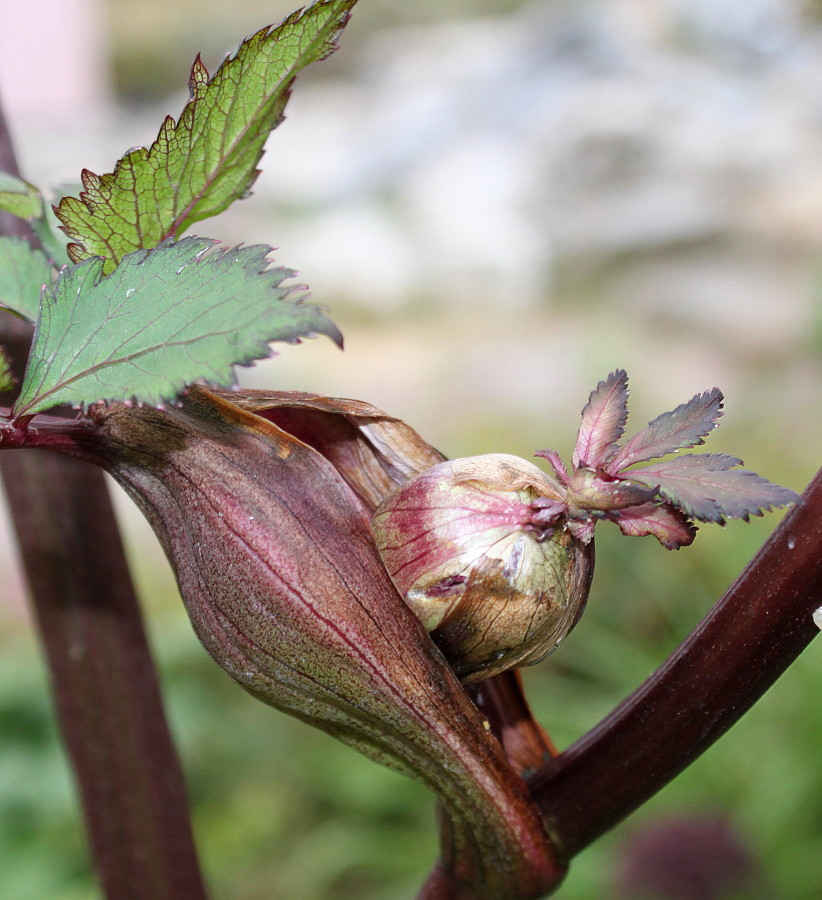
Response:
[606, 388, 724, 473]
[55, 0, 357, 273]
[13, 236, 341, 417]
[566, 467, 655, 512]
[572, 369, 629, 469]
[625, 453, 799, 523]
[565, 517, 597, 544]
[611, 502, 697, 549]
[0, 236, 53, 321]
[535, 447, 570, 484]
[542, 372, 798, 545]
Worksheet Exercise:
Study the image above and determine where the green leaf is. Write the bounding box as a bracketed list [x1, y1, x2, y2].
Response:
[626, 453, 800, 523]
[572, 369, 629, 469]
[0, 236, 54, 321]
[0, 172, 43, 220]
[606, 388, 724, 473]
[611, 502, 696, 549]
[55, 0, 357, 273]
[13, 236, 342, 417]
[0, 345, 14, 393]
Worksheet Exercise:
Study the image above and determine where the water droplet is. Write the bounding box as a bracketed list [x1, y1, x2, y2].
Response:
[813, 607, 822, 631]
[787, 537, 796, 550]
[125, 288, 135, 298]
[176, 265, 188, 275]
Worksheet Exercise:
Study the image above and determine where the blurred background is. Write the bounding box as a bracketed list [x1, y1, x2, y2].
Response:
[0, 0, 820, 898]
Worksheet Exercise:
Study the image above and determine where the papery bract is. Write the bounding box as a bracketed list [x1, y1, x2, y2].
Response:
[25, 385, 563, 900]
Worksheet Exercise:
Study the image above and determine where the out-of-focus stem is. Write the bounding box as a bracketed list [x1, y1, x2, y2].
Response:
[0, 95, 207, 899]
[467, 670, 558, 777]
[530, 468, 822, 860]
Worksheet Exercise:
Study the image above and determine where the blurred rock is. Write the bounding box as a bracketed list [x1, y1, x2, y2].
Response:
[10, 0, 822, 339]
[230, 0, 822, 335]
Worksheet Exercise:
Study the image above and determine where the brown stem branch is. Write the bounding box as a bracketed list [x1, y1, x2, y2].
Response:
[0, 93, 207, 899]
[467, 670, 558, 777]
[529, 468, 822, 861]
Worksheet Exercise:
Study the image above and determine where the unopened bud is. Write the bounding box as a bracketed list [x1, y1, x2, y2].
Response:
[372, 453, 594, 683]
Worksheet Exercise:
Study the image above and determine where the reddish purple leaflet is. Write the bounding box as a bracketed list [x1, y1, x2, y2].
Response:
[537, 372, 798, 549]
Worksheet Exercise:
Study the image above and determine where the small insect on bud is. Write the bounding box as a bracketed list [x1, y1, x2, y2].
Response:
[371, 453, 595, 684]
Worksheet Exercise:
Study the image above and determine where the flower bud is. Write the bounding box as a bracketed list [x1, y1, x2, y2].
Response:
[372, 453, 595, 683]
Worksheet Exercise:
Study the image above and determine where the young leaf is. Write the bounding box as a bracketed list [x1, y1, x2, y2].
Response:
[0, 345, 15, 393]
[55, 0, 357, 273]
[0, 236, 54, 321]
[534, 448, 569, 484]
[606, 388, 724, 473]
[572, 369, 629, 469]
[13, 236, 342, 417]
[0, 171, 42, 220]
[566, 466, 655, 512]
[611, 502, 697, 549]
[625, 453, 799, 523]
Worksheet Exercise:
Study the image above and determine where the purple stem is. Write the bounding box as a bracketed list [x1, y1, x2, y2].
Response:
[0, 96, 207, 899]
[530, 467, 822, 860]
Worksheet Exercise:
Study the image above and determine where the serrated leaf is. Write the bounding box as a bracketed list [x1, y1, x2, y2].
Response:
[55, 0, 357, 273]
[612, 502, 697, 549]
[606, 388, 724, 473]
[0, 236, 54, 321]
[566, 517, 596, 544]
[573, 369, 629, 469]
[0, 172, 43, 220]
[534, 448, 569, 484]
[0, 345, 14, 393]
[13, 236, 342, 417]
[625, 453, 799, 523]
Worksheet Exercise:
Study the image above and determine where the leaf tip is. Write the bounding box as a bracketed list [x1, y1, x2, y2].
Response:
[325, 319, 344, 350]
[188, 54, 210, 98]
[66, 242, 85, 264]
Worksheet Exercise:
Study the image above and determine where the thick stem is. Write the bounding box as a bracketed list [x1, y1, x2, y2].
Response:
[0, 95, 207, 899]
[529, 468, 822, 860]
